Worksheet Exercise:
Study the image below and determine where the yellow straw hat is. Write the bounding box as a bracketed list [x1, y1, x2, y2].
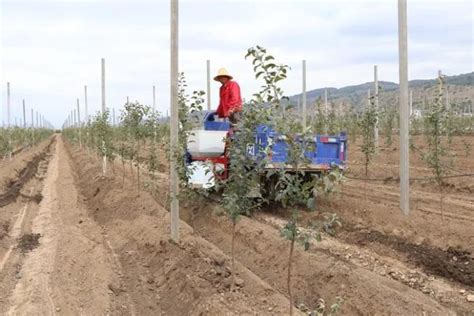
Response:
[214, 68, 233, 81]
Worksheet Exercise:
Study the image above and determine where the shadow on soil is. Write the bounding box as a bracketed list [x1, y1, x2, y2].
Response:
[17, 233, 41, 253]
[342, 228, 474, 288]
[0, 138, 54, 207]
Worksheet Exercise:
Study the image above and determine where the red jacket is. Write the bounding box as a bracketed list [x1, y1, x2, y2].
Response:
[216, 80, 242, 118]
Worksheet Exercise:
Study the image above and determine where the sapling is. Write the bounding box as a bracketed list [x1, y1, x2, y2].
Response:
[312, 98, 326, 134]
[422, 74, 452, 216]
[120, 102, 152, 194]
[312, 296, 344, 316]
[326, 103, 337, 135]
[358, 96, 377, 184]
[244, 46, 343, 315]
[113, 123, 128, 187]
[462, 140, 471, 157]
[90, 110, 114, 175]
[165, 72, 211, 225]
[176, 73, 206, 184]
[145, 110, 161, 176]
[345, 107, 359, 144]
[381, 106, 396, 147]
[215, 46, 289, 288]
[273, 121, 342, 315]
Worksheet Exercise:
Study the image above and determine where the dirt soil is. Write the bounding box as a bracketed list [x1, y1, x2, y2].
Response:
[315, 135, 474, 287]
[340, 228, 473, 287]
[1, 136, 297, 315]
[17, 233, 41, 253]
[124, 134, 474, 314]
[0, 138, 55, 313]
[1, 134, 473, 315]
[69, 135, 474, 314]
[0, 146, 52, 208]
[67, 139, 296, 315]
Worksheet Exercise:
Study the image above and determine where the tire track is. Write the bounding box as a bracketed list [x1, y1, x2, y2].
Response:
[0, 199, 29, 273]
[7, 141, 58, 316]
[0, 139, 53, 208]
[342, 190, 474, 222]
[343, 181, 474, 221]
[47, 137, 136, 315]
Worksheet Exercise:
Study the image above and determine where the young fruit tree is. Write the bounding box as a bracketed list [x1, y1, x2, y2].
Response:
[175, 73, 209, 216]
[218, 46, 282, 288]
[242, 46, 343, 315]
[358, 96, 378, 179]
[90, 110, 114, 175]
[421, 74, 452, 216]
[120, 102, 153, 194]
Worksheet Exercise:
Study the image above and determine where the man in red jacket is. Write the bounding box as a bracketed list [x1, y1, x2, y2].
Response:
[214, 68, 242, 124]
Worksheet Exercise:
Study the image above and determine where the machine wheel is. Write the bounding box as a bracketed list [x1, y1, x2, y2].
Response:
[260, 173, 279, 202]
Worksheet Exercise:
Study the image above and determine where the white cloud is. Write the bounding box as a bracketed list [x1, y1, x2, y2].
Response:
[1, 0, 472, 127]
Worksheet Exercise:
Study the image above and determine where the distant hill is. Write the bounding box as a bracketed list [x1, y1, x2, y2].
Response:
[410, 72, 474, 88]
[288, 72, 473, 113]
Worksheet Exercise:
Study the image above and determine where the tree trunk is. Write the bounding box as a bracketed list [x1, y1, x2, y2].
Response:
[439, 183, 444, 220]
[287, 238, 295, 316]
[231, 220, 236, 290]
[102, 154, 107, 175]
[121, 153, 125, 188]
[137, 142, 140, 195]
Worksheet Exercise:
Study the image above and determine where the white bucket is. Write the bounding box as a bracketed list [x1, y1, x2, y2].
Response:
[187, 130, 227, 158]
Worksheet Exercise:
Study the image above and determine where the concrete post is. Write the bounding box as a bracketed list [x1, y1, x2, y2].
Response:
[302, 60, 307, 130]
[73, 109, 77, 127]
[324, 88, 328, 114]
[398, 0, 410, 215]
[438, 70, 443, 96]
[84, 85, 88, 122]
[77, 99, 81, 126]
[77, 100, 82, 147]
[446, 86, 450, 110]
[101, 58, 106, 113]
[207, 60, 211, 111]
[153, 85, 156, 112]
[170, 0, 180, 241]
[22, 100, 26, 128]
[374, 65, 379, 146]
[6, 82, 11, 127]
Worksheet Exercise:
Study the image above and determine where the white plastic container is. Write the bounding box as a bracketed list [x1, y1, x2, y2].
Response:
[187, 130, 227, 158]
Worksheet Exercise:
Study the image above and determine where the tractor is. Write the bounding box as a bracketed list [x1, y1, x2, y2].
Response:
[186, 111, 347, 192]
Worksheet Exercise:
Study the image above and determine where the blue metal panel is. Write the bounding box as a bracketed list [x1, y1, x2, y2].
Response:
[315, 143, 339, 163]
[271, 139, 288, 163]
[203, 111, 230, 131]
[250, 123, 347, 169]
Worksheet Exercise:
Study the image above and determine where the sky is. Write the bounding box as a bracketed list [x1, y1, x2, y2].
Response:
[0, 0, 472, 128]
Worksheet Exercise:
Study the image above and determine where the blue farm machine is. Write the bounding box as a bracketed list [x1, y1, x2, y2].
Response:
[186, 112, 347, 191]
